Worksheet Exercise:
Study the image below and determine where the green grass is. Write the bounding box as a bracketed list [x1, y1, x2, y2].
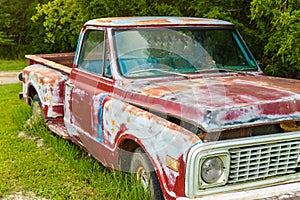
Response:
[0, 59, 27, 71]
[0, 85, 150, 199]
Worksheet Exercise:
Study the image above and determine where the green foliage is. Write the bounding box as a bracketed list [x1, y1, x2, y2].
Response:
[0, 0, 299, 78]
[251, 0, 300, 78]
[30, 0, 254, 53]
[0, 32, 13, 45]
[31, 0, 83, 51]
[0, 0, 50, 58]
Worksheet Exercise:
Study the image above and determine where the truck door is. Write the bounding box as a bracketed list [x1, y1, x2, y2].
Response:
[65, 28, 113, 143]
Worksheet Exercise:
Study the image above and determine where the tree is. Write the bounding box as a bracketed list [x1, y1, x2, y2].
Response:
[30, 0, 83, 53]
[31, 0, 255, 54]
[0, 0, 50, 58]
[250, 0, 300, 78]
[0, 32, 13, 45]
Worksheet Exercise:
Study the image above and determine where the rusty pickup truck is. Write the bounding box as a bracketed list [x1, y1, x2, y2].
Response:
[19, 17, 300, 200]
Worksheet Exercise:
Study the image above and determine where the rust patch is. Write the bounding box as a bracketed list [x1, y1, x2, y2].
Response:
[111, 115, 116, 126]
[280, 121, 300, 132]
[26, 67, 63, 86]
[241, 75, 300, 94]
[25, 54, 71, 74]
[86, 16, 234, 27]
[118, 123, 128, 134]
[135, 19, 171, 25]
[140, 84, 190, 97]
[121, 104, 127, 112]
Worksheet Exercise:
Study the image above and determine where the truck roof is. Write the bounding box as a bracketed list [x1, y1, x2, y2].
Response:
[85, 16, 234, 28]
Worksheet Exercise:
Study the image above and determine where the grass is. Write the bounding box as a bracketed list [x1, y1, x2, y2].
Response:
[0, 84, 150, 198]
[0, 59, 27, 71]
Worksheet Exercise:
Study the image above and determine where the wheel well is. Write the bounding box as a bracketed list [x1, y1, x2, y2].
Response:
[119, 140, 165, 199]
[28, 85, 38, 105]
[118, 139, 140, 172]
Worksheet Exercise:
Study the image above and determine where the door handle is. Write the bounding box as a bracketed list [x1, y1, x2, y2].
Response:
[65, 81, 74, 88]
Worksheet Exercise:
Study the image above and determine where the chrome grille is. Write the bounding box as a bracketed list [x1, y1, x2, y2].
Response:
[229, 140, 300, 184]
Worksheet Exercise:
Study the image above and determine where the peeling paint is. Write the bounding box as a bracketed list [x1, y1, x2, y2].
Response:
[102, 98, 199, 198]
[116, 75, 300, 132]
[23, 64, 68, 118]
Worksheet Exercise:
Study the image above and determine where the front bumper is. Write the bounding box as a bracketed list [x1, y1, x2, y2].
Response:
[177, 181, 300, 200]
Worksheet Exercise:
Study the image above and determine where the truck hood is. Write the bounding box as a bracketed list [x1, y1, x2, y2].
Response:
[116, 74, 300, 132]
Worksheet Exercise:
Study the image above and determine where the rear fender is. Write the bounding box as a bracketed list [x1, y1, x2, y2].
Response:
[23, 64, 69, 118]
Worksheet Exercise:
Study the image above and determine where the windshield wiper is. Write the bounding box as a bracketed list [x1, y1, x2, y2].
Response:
[195, 68, 256, 74]
[129, 69, 190, 78]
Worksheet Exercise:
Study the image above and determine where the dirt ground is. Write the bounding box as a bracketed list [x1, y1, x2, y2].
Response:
[0, 71, 21, 85]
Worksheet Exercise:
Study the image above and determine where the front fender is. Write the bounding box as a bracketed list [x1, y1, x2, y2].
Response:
[102, 98, 201, 199]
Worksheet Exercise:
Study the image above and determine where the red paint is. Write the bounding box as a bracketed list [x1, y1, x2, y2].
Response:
[112, 124, 129, 148]
[223, 109, 250, 121]
[43, 105, 49, 118]
[118, 123, 128, 134]
[261, 101, 300, 116]
[58, 81, 66, 103]
[52, 105, 64, 116]
[153, 154, 186, 199]
[174, 155, 188, 197]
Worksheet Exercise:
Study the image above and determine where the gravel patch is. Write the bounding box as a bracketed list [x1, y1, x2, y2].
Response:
[0, 71, 21, 85]
[2, 192, 49, 200]
[17, 131, 44, 148]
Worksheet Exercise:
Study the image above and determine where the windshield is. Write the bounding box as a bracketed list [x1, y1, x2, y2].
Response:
[114, 28, 258, 78]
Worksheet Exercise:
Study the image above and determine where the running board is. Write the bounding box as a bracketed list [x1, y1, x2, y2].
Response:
[47, 121, 70, 139]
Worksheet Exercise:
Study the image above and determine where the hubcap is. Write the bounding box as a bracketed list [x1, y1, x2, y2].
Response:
[136, 166, 149, 190]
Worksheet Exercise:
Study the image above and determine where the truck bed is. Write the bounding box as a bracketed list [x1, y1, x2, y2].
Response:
[25, 52, 75, 74]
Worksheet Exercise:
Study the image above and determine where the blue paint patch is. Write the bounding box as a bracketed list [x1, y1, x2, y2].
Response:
[97, 93, 109, 143]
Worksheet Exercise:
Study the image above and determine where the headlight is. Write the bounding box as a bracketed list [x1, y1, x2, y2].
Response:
[198, 153, 230, 189]
[201, 157, 224, 184]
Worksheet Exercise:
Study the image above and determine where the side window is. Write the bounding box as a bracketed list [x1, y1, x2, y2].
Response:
[78, 30, 105, 75]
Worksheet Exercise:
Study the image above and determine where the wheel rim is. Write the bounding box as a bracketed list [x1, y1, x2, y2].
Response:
[136, 166, 149, 191]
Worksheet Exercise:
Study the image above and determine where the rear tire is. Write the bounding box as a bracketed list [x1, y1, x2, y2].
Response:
[130, 147, 164, 200]
[32, 94, 44, 119]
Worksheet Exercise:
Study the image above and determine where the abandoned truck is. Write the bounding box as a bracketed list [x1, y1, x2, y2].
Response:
[18, 16, 300, 199]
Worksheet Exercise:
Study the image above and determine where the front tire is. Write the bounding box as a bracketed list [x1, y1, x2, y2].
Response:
[130, 147, 164, 200]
